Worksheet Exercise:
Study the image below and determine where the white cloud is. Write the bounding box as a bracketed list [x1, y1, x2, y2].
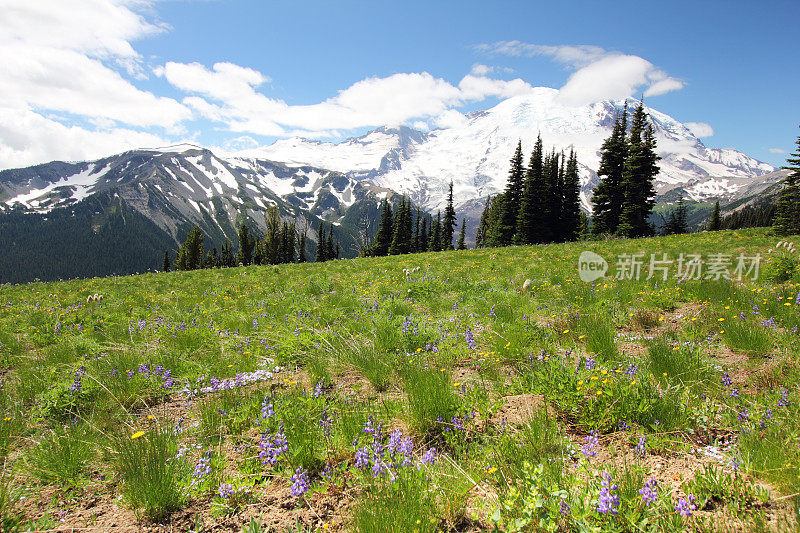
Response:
[685, 122, 714, 138]
[163, 63, 534, 135]
[0, 106, 170, 169]
[476, 41, 684, 105]
[769, 147, 786, 154]
[0, 0, 189, 168]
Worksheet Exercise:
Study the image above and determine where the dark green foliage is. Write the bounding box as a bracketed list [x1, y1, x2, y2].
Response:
[162, 250, 170, 273]
[773, 127, 800, 236]
[560, 150, 581, 242]
[515, 135, 544, 245]
[617, 102, 660, 238]
[298, 227, 307, 263]
[663, 198, 688, 235]
[498, 141, 525, 245]
[389, 197, 413, 255]
[456, 218, 466, 250]
[371, 200, 393, 256]
[708, 201, 722, 231]
[592, 103, 628, 235]
[0, 194, 175, 283]
[720, 200, 776, 230]
[236, 224, 256, 266]
[428, 211, 442, 252]
[175, 226, 204, 271]
[443, 182, 457, 250]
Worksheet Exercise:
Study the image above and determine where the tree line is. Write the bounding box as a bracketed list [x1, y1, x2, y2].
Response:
[165, 205, 340, 272]
[475, 135, 585, 247]
[365, 185, 467, 257]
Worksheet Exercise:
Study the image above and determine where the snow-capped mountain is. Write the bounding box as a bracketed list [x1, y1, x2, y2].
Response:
[246, 88, 774, 213]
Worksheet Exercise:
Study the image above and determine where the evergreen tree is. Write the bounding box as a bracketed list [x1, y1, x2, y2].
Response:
[476, 196, 491, 248]
[162, 250, 170, 272]
[429, 211, 442, 252]
[516, 135, 544, 244]
[592, 103, 628, 235]
[237, 224, 255, 265]
[774, 127, 800, 236]
[412, 207, 422, 253]
[561, 149, 581, 242]
[443, 182, 457, 250]
[371, 200, 393, 256]
[298, 227, 307, 263]
[456, 218, 466, 250]
[175, 226, 204, 271]
[617, 102, 659, 238]
[326, 225, 336, 261]
[541, 150, 560, 243]
[262, 207, 281, 264]
[485, 195, 506, 247]
[708, 201, 722, 231]
[578, 212, 590, 240]
[221, 241, 235, 267]
[389, 197, 413, 255]
[315, 222, 328, 262]
[419, 215, 428, 252]
[664, 198, 688, 235]
[498, 141, 525, 244]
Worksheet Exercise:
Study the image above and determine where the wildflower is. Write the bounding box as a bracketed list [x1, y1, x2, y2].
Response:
[618, 420, 629, 432]
[675, 494, 697, 517]
[585, 356, 596, 371]
[560, 499, 571, 516]
[721, 372, 732, 387]
[731, 388, 739, 398]
[777, 389, 789, 407]
[313, 380, 324, 398]
[290, 467, 309, 496]
[738, 408, 749, 420]
[354, 447, 370, 469]
[193, 454, 212, 480]
[421, 447, 437, 465]
[582, 431, 599, 458]
[218, 483, 236, 499]
[261, 396, 275, 419]
[130, 430, 145, 440]
[635, 435, 646, 456]
[597, 472, 620, 515]
[639, 478, 658, 506]
[465, 328, 476, 350]
[624, 364, 637, 378]
[319, 410, 332, 437]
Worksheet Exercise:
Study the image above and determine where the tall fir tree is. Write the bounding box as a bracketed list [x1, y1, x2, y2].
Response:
[412, 207, 422, 253]
[515, 135, 544, 244]
[162, 250, 170, 272]
[560, 149, 582, 242]
[456, 218, 467, 250]
[498, 141, 525, 244]
[221, 241, 235, 267]
[315, 222, 328, 262]
[664, 198, 688, 235]
[443, 181, 457, 250]
[175, 226, 204, 271]
[708, 201, 721, 231]
[389, 197, 413, 255]
[297, 227, 307, 263]
[592, 103, 628, 235]
[326, 225, 336, 260]
[429, 211, 443, 252]
[418, 215, 428, 252]
[371, 200, 393, 256]
[237, 223, 255, 266]
[617, 102, 659, 238]
[773, 127, 800, 236]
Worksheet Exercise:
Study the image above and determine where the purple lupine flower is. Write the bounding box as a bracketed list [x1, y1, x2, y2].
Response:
[777, 389, 789, 407]
[635, 435, 646, 456]
[193, 454, 212, 479]
[319, 410, 332, 437]
[618, 420, 629, 432]
[398, 437, 414, 466]
[560, 499, 571, 516]
[261, 396, 274, 419]
[312, 380, 324, 398]
[597, 472, 620, 515]
[127, 369, 135, 379]
[625, 364, 638, 378]
[738, 408, 749, 420]
[582, 430, 599, 458]
[354, 447, 370, 469]
[290, 467, 309, 496]
[639, 478, 658, 506]
[585, 356, 596, 371]
[721, 372, 732, 387]
[465, 328, 476, 350]
[421, 447, 437, 465]
[489, 305, 496, 318]
[110, 366, 118, 377]
[731, 388, 739, 398]
[752, 304, 760, 315]
[218, 483, 236, 499]
[675, 495, 697, 517]
[153, 364, 164, 377]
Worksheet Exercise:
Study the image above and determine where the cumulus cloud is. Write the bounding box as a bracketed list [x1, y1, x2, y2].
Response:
[475, 41, 684, 105]
[685, 122, 714, 138]
[0, 0, 190, 168]
[162, 63, 534, 135]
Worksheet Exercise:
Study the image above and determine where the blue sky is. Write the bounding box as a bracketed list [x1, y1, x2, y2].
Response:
[1, 0, 798, 170]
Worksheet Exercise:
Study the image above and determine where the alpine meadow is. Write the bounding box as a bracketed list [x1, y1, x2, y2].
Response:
[1, 1, 800, 532]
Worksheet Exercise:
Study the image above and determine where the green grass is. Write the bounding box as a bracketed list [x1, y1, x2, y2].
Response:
[0, 228, 797, 530]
